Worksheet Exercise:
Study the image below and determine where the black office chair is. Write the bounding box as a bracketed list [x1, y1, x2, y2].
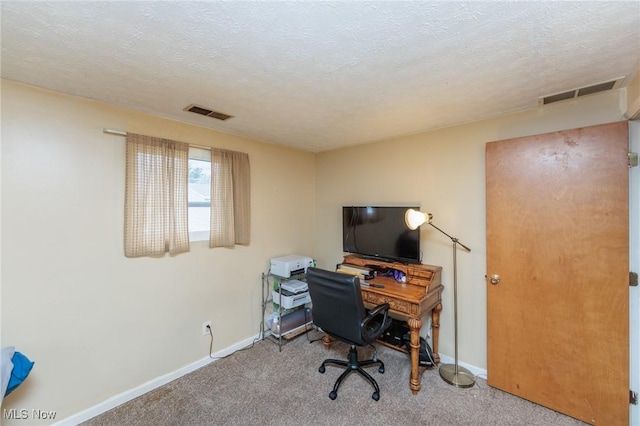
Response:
[306, 267, 392, 401]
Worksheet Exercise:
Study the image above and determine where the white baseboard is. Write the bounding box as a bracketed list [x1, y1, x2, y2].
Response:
[53, 334, 260, 426]
[437, 354, 487, 380]
[55, 335, 487, 425]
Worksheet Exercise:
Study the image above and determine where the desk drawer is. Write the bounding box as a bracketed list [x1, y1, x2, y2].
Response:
[363, 292, 418, 316]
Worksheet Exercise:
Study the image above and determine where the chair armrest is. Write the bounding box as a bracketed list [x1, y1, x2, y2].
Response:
[366, 302, 390, 319]
[361, 302, 390, 332]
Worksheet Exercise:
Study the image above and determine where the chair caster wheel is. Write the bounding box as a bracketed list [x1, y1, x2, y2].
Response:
[319, 365, 326, 374]
[378, 366, 385, 374]
[372, 392, 380, 401]
[329, 391, 337, 400]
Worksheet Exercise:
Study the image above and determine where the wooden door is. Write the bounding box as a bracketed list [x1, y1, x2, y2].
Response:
[486, 121, 629, 425]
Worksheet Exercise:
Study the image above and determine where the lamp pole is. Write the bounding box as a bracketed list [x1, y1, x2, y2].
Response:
[427, 221, 475, 388]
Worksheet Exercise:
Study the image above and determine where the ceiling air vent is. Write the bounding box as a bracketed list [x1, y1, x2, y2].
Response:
[539, 77, 625, 105]
[183, 104, 233, 121]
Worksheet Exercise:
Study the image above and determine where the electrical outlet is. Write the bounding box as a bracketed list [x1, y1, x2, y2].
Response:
[202, 320, 212, 336]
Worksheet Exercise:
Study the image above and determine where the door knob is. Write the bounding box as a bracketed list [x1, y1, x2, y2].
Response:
[490, 274, 501, 285]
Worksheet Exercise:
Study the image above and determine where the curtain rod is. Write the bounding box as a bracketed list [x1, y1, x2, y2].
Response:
[102, 128, 212, 151]
[103, 128, 127, 136]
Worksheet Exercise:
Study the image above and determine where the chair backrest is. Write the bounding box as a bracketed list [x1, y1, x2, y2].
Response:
[306, 267, 368, 346]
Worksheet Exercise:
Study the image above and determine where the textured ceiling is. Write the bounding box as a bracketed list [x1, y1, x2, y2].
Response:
[2, 1, 639, 152]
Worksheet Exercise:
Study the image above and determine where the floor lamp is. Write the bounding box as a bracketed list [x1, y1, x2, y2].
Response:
[405, 209, 475, 388]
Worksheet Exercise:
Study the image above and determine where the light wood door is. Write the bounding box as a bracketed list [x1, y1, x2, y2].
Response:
[486, 121, 629, 425]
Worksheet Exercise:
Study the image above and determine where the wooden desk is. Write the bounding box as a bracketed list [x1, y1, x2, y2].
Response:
[324, 255, 443, 395]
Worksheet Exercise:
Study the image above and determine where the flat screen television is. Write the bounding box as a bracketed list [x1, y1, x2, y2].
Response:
[342, 206, 421, 264]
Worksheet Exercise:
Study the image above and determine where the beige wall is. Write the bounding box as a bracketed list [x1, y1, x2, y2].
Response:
[1, 80, 316, 423]
[627, 70, 640, 119]
[315, 89, 627, 371]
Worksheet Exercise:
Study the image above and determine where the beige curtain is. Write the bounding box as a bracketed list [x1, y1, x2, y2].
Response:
[124, 133, 190, 257]
[210, 148, 250, 247]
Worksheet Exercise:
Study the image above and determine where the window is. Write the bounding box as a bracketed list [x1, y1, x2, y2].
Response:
[125, 133, 250, 256]
[188, 147, 211, 241]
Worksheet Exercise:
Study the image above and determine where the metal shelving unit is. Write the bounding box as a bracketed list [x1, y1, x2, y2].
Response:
[261, 270, 313, 351]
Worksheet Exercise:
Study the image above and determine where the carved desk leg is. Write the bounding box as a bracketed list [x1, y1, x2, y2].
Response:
[431, 302, 442, 365]
[322, 333, 335, 350]
[407, 317, 423, 395]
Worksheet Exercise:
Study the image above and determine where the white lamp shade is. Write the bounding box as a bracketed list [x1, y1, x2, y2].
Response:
[405, 209, 431, 230]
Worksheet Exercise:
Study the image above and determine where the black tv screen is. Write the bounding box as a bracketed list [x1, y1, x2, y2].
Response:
[342, 206, 421, 264]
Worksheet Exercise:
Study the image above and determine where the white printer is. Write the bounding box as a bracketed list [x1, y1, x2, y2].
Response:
[281, 279, 308, 294]
[270, 255, 314, 278]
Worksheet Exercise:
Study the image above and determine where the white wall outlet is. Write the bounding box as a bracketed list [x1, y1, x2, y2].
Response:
[202, 320, 212, 336]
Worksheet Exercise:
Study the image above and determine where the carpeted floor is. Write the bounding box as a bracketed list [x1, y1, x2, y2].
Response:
[83, 332, 588, 426]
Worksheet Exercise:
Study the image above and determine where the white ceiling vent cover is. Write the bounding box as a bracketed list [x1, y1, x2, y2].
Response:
[539, 77, 625, 105]
[183, 104, 234, 121]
